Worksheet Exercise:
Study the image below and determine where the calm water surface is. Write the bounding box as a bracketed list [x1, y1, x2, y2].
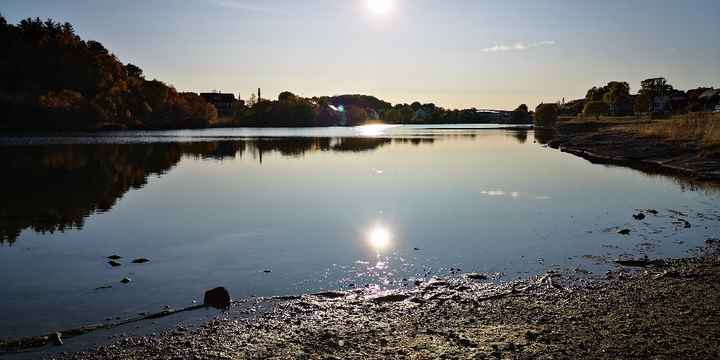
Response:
[1, 125, 719, 339]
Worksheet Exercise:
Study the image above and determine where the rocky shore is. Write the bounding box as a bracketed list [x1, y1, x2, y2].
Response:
[544, 121, 720, 182]
[45, 246, 720, 359]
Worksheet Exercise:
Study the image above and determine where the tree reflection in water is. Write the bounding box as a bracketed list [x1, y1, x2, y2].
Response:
[0, 137, 400, 244]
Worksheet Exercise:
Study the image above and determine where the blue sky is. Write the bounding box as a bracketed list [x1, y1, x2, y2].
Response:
[2, 0, 719, 109]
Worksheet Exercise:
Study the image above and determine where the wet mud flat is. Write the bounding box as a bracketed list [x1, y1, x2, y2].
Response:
[545, 122, 720, 182]
[51, 248, 720, 359]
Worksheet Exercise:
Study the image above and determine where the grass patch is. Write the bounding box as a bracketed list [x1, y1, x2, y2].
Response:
[632, 113, 720, 147]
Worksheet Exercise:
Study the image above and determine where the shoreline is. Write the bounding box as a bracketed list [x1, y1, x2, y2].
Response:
[544, 120, 720, 182]
[41, 247, 720, 359]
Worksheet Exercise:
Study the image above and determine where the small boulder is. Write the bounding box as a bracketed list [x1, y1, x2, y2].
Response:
[633, 213, 646, 220]
[263, 269, 272, 273]
[706, 238, 720, 245]
[204, 287, 231, 309]
[617, 229, 631, 235]
[107, 255, 122, 260]
[132, 258, 150, 264]
[108, 260, 122, 267]
[120, 277, 132, 284]
[645, 209, 659, 215]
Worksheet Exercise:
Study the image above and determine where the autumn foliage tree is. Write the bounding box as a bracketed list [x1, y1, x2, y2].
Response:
[0, 15, 218, 130]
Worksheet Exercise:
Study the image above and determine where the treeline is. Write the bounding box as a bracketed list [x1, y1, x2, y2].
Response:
[0, 15, 531, 131]
[228, 92, 526, 127]
[534, 77, 720, 127]
[0, 15, 219, 131]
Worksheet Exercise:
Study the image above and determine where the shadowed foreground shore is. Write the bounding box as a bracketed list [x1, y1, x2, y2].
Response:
[55, 248, 720, 359]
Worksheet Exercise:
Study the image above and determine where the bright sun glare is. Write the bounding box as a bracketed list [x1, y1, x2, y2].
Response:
[368, 226, 392, 250]
[367, 0, 393, 15]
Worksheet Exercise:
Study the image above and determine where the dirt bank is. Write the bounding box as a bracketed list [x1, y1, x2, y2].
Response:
[544, 120, 720, 182]
[50, 247, 720, 359]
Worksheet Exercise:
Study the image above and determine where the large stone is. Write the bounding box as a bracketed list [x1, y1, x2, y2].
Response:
[204, 287, 231, 309]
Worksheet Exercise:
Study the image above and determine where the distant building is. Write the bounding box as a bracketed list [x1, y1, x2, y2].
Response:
[200, 92, 237, 115]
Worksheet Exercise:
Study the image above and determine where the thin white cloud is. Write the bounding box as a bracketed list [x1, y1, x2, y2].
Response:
[482, 40, 556, 52]
[212, 0, 279, 13]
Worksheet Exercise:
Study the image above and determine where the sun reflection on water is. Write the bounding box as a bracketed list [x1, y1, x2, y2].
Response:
[354, 124, 398, 137]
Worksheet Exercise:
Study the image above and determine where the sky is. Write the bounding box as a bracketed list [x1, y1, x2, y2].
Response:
[2, 0, 719, 110]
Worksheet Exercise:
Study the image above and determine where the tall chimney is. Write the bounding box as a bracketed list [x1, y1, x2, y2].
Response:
[258, 88, 261, 101]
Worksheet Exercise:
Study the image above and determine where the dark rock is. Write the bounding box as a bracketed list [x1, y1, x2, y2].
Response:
[466, 273, 488, 280]
[645, 209, 659, 215]
[413, 247, 421, 251]
[617, 229, 631, 235]
[676, 219, 692, 228]
[633, 213, 646, 220]
[51, 332, 63, 346]
[614, 258, 664, 267]
[371, 294, 410, 303]
[706, 238, 720, 245]
[204, 287, 231, 309]
[132, 258, 150, 264]
[107, 255, 122, 260]
[313, 291, 347, 299]
[95, 285, 112, 290]
[108, 260, 122, 267]
[120, 277, 132, 284]
[263, 269, 272, 273]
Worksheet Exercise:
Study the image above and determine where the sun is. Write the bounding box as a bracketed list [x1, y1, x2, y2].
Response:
[367, 0, 393, 15]
[368, 226, 392, 250]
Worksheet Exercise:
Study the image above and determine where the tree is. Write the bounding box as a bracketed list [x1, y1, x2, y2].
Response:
[634, 94, 650, 115]
[87, 40, 109, 56]
[639, 78, 674, 99]
[126, 63, 143, 78]
[346, 105, 369, 125]
[534, 103, 558, 128]
[510, 104, 531, 124]
[602, 82, 632, 116]
[583, 101, 610, 118]
[278, 91, 297, 102]
[586, 86, 607, 102]
[247, 93, 258, 107]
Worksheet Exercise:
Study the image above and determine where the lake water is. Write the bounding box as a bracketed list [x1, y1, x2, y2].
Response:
[1, 125, 719, 340]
